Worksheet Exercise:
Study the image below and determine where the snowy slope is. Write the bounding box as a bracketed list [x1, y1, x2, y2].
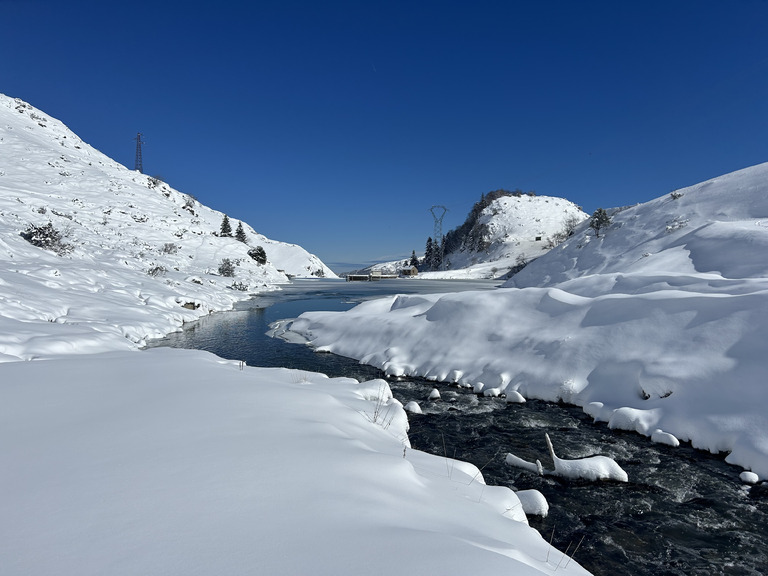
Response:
[0, 94, 335, 359]
[439, 194, 587, 276]
[508, 166, 768, 288]
[284, 162, 768, 479]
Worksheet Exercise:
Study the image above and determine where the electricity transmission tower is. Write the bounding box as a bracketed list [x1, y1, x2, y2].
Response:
[134, 132, 144, 173]
[430, 205, 448, 270]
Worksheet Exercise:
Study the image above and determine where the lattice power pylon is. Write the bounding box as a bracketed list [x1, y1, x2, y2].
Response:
[134, 132, 144, 173]
[430, 205, 448, 269]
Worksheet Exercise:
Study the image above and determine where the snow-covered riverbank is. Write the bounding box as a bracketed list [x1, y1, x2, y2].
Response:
[2, 349, 587, 575]
[285, 162, 768, 481]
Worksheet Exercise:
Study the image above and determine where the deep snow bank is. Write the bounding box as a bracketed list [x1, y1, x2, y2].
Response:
[286, 162, 768, 479]
[0, 348, 588, 576]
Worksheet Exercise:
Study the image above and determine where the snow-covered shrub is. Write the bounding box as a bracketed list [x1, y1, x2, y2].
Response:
[230, 281, 249, 291]
[20, 222, 72, 255]
[665, 217, 689, 233]
[248, 246, 267, 265]
[147, 265, 166, 277]
[161, 242, 178, 254]
[218, 258, 236, 277]
[182, 195, 196, 213]
[670, 191, 684, 200]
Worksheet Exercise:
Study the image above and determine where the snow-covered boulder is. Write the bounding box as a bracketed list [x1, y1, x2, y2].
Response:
[516, 489, 549, 517]
[404, 401, 423, 414]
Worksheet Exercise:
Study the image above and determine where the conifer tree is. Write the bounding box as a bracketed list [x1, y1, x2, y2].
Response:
[589, 208, 611, 238]
[410, 250, 419, 267]
[235, 221, 247, 243]
[425, 237, 434, 270]
[220, 214, 233, 237]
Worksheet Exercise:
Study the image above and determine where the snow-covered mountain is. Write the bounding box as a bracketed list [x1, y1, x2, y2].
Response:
[364, 192, 587, 279]
[439, 192, 587, 278]
[0, 94, 335, 358]
[284, 162, 768, 480]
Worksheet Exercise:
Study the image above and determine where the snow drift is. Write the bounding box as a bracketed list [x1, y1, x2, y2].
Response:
[0, 348, 588, 575]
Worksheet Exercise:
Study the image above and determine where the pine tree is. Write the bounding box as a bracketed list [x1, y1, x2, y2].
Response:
[235, 221, 247, 243]
[589, 208, 611, 238]
[220, 214, 232, 237]
[424, 237, 434, 270]
[436, 236, 446, 270]
[410, 250, 419, 267]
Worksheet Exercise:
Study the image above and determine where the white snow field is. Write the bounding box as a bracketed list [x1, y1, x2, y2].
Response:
[286, 162, 768, 480]
[0, 96, 588, 575]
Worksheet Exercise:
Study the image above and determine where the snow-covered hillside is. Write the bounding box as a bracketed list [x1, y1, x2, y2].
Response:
[434, 193, 587, 278]
[369, 193, 586, 279]
[284, 162, 768, 480]
[0, 94, 335, 359]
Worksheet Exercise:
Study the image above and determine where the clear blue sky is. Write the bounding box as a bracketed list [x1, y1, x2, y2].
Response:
[3, 0, 767, 272]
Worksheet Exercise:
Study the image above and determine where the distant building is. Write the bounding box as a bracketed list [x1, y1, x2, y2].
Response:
[401, 266, 418, 277]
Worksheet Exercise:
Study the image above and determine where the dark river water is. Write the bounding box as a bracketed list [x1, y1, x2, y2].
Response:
[149, 279, 768, 576]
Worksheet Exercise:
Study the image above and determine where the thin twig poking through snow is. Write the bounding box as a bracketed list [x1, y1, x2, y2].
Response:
[546, 525, 556, 563]
[468, 449, 500, 487]
[564, 534, 586, 569]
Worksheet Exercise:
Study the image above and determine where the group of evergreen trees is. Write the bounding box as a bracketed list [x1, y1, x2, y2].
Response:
[442, 189, 527, 257]
[219, 214, 248, 243]
[422, 236, 445, 271]
[218, 214, 268, 267]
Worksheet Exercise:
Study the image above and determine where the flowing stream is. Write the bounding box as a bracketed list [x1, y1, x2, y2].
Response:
[149, 279, 768, 576]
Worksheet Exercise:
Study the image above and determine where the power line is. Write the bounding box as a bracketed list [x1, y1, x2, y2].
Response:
[134, 132, 144, 173]
[430, 205, 448, 270]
